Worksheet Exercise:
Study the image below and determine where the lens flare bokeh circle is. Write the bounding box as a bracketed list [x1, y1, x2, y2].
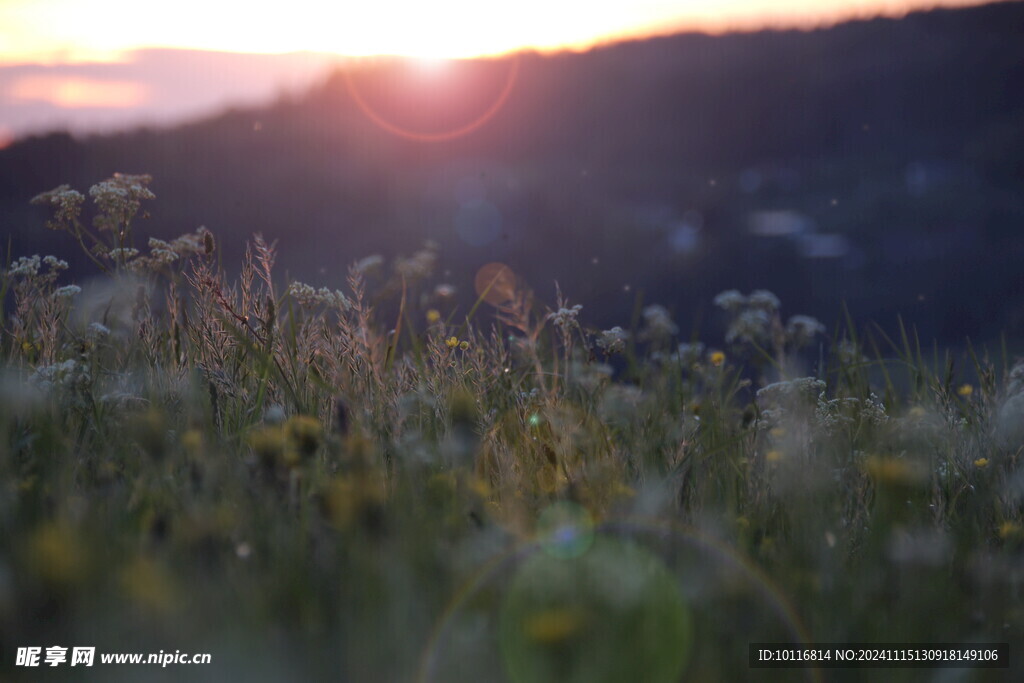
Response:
[418, 515, 820, 683]
[344, 56, 519, 143]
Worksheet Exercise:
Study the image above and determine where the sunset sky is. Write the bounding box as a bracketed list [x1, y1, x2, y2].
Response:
[0, 0, 1004, 141]
[0, 0, 998, 63]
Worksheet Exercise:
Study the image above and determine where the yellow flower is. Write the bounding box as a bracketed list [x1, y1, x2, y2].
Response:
[524, 607, 584, 643]
[459, 340, 470, 351]
[765, 450, 783, 463]
[863, 455, 926, 486]
[957, 384, 974, 397]
[974, 458, 989, 468]
[446, 336, 459, 349]
[999, 522, 1022, 540]
[710, 351, 726, 367]
[426, 309, 441, 324]
[284, 415, 322, 459]
[181, 429, 203, 455]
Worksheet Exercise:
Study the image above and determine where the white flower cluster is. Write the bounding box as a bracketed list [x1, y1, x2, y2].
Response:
[6, 255, 69, 279]
[641, 304, 678, 339]
[786, 315, 826, 348]
[755, 377, 827, 429]
[715, 289, 824, 350]
[107, 248, 140, 261]
[596, 326, 629, 354]
[287, 281, 350, 310]
[994, 361, 1024, 449]
[89, 175, 155, 232]
[30, 185, 85, 230]
[53, 285, 81, 300]
[547, 304, 582, 330]
[28, 359, 91, 396]
[727, 309, 771, 344]
[815, 392, 888, 434]
[676, 342, 707, 366]
[394, 244, 437, 281]
[353, 254, 384, 275]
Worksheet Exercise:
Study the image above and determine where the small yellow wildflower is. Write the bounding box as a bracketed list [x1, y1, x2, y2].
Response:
[908, 406, 927, 419]
[28, 522, 89, 589]
[974, 458, 989, 468]
[863, 456, 925, 486]
[769, 427, 786, 439]
[446, 336, 459, 349]
[121, 556, 177, 614]
[284, 415, 323, 459]
[426, 309, 441, 324]
[181, 429, 203, 455]
[765, 450, 783, 463]
[710, 351, 726, 367]
[999, 522, 1022, 540]
[957, 384, 974, 397]
[459, 340, 470, 351]
[524, 607, 584, 643]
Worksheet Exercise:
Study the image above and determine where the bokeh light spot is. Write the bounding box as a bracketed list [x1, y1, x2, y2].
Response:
[499, 536, 691, 683]
[474, 262, 517, 306]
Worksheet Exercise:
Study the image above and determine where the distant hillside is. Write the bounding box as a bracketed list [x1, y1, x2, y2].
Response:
[3, 0, 1024, 346]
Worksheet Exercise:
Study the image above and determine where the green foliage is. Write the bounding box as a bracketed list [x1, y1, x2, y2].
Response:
[1, 176, 1022, 680]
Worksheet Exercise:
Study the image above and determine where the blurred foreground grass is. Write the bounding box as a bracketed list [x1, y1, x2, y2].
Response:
[1, 175, 1022, 681]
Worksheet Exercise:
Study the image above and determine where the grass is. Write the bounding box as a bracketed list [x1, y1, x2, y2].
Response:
[1, 174, 1022, 681]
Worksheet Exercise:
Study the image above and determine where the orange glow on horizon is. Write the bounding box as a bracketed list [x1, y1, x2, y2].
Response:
[9, 76, 149, 108]
[0, 0, 1005, 66]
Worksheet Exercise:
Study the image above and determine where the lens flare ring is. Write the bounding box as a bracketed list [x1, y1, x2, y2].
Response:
[344, 56, 519, 143]
[417, 516, 820, 683]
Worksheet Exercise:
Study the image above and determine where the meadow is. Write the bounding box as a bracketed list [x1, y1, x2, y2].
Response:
[2, 173, 1022, 681]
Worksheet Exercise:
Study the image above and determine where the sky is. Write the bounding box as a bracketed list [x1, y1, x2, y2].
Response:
[0, 0, 1002, 142]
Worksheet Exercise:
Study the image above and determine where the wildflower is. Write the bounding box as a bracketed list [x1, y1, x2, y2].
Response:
[863, 456, 926, 487]
[459, 340, 470, 351]
[710, 350, 726, 367]
[597, 326, 629, 354]
[547, 304, 582, 329]
[120, 556, 176, 614]
[765, 450, 783, 463]
[957, 384, 974, 397]
[641, 304, 678, 339]
[181, 429, 203, 455]
[53, 284, 81, 299]
[676, 341, 705, 365]
[446, 336, 459, 349]
[87, 322, 110, 340]
[287, 281, 349, 310]
[524, 607, 584, 643]
[319, 473, 387, 531]
[107, 247, 140, 261]
[31, 185, 85, 230]
[713, 289, 747, 312]
[353, 254, 384, 274]
[974, 458, 989, 468]
[28, 522, 89, 590]
[726, 308, 771, 344]
[998, 522, 1022, 540]
[43, 255, 69, 271]
[7, 255, 41, 277]
[786, 315, 826, 347]
[284, 415, 323, 460]
[747, 289, 781, 312]
[426, 309, 441, 324]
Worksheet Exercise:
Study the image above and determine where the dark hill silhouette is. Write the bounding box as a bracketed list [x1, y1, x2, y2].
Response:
[3, 1, 1024, 346]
